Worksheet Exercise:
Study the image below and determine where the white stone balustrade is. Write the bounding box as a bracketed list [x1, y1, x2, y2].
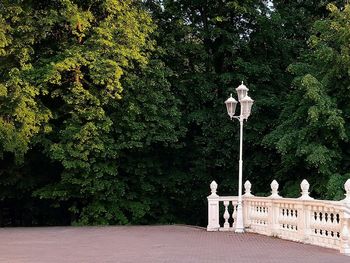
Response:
[207, 179, 350, 256]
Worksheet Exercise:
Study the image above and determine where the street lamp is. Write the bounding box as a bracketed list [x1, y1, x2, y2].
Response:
[224, 81, 254, 233]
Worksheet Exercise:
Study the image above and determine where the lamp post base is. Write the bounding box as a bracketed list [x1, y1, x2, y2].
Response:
[235, 201, 244, 233]
[235, 228, 244, 233]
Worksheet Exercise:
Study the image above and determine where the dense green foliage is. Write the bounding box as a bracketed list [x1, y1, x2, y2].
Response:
[0, 0, 349, 226]
[265, 3, 350, 199]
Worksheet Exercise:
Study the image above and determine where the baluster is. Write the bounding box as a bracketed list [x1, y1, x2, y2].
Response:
[319, 209, 326, 245]
[251, 202, 256, 226]
[283, 206, 287, 227]
[255, 202, 258, 225]
[324, 209, 330, 246]
[290, 206, 294, 234]
[279, 206, 284, 230]
[320, 209, 326, 238]
[223, 201, 230, 230]
[311, 206, 318, 240]
[311, 207, 317, 229]
[232, 201, 237, 227]
[324, 208, 332, 245]
[315, 208, 320, 230]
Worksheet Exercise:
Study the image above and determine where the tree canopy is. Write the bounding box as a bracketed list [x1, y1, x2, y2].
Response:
[0, 0, 349, 226]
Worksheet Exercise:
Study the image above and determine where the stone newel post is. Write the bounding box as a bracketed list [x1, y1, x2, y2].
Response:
[341, 179, 350, 255]
[343, 179, 350, 205]
[297, 179, 312, 243]
[268, 180, 281, 236]
[207, 181, 220, 231]
[243, 180, 253, 228]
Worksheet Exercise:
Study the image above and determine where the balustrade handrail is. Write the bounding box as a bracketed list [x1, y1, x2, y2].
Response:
[244, 195, 343, 206]
[219, 196, 238, 202]
[207, 179, 350, 256]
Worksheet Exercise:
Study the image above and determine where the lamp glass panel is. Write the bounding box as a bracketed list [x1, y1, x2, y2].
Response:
[237, 90, 247, 101]
[241, 99, 253, 119]
[225, 100, 237, 117]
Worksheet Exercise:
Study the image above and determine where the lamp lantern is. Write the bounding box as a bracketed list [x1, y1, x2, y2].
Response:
[240, 95, 254, 119]
[236, 81, 249, 101]
[225, 94, 238, 119]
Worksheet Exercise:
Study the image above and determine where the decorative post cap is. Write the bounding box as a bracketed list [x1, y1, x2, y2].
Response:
[244, 180, 253, 197]
[271, 180, 278, 190]
[301, 179, 309, 191]
[210, 181, 218, 197]
[270, 180, 281, 198]
[343, 179, 350, 204]
[345, 179, 350, 193]
[299, 179, 313, 200]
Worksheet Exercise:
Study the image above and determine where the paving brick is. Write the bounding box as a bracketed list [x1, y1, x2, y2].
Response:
[0, 225, 348, 263]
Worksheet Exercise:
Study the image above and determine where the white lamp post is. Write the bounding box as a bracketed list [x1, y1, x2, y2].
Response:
[224, 81, 254, 233]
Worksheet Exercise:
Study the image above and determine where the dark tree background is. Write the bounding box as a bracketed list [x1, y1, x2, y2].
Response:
[0, 0, 349, 226]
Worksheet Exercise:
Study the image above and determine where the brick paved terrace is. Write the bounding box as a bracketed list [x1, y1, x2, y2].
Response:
[0, 225, 349, 263]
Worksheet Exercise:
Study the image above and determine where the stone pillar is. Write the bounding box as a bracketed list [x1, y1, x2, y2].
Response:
[243, 180, 253, 228]
[340, 179, 350, 255]
[268, 180, 281, 237]
[297, 179, 313, 243]
[207, 181, 220, 231]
